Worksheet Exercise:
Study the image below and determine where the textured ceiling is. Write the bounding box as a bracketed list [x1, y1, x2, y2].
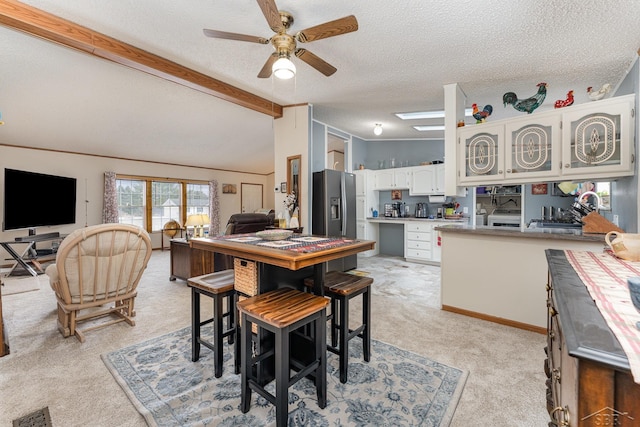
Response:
[2, 0, 640, 174]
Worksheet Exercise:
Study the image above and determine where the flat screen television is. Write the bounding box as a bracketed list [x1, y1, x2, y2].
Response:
[3, 168, 77, 231]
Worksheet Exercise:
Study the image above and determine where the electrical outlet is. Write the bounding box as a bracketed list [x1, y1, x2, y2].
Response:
[463, 207, 469, 214]
[613, 214, 619, 226]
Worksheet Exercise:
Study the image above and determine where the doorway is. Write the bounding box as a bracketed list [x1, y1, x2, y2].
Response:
[241, 183, 263, 213]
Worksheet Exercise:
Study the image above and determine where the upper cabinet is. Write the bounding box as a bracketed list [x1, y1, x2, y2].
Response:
[560, 96, 634, 177]
[373, 168, 410, 190]
[457, 94, 635, 185]
[409, 164, 445, 195]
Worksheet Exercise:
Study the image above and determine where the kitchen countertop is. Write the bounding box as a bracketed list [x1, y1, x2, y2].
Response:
[434, 224, 606, 242]
[367, 217, 467, 223]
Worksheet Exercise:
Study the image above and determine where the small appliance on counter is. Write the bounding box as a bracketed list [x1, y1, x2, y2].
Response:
[384, 203, 394, 217]
[415, 203, 428, 218]
[383, 202, 404, 217]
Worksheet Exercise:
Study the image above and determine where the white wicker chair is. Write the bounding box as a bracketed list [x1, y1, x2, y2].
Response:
[45, 224, 152, 342]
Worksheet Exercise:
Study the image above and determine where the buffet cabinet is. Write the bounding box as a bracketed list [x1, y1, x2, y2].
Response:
[169, 238, 215, 281]
[545, 250, 640, 426]
[458, 94, 635, 186]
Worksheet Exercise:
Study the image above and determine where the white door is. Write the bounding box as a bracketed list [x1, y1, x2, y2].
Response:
[241, 183, 263, 213]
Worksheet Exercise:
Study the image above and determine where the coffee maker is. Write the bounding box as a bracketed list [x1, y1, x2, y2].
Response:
[415, 203, 428, 218]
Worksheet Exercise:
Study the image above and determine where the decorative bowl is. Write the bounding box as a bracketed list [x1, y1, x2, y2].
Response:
[627, 277, 640, 330]
[256, 229, 293, 241]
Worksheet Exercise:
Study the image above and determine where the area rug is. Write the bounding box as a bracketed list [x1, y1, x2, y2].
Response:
[102, 326, 467, 427]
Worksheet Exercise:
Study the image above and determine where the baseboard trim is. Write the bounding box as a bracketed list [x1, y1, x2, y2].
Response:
[441, 305, 546, 335]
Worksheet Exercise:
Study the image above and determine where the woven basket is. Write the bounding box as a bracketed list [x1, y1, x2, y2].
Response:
[234, 258, 258, 296]
[237, 294, 259, 334]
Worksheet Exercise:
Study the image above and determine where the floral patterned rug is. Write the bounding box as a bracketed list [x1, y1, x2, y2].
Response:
[102, 326, 467, 426]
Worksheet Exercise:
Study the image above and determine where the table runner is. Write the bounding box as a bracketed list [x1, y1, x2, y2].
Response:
[216, 233, 357, 253]
[565, 250, 640, 383]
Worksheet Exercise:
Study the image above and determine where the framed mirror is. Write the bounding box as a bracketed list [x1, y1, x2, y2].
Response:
[287, 155, 301, 219]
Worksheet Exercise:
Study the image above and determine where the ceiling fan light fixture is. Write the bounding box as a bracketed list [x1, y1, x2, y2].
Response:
[272, 57, 296, 79]
[373, 123, 383, 136]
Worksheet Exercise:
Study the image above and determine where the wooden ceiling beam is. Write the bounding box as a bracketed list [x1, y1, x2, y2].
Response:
[0, 0, 283, 118]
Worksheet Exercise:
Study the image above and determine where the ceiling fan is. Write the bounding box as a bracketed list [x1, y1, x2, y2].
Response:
[203, 0, 358, 79]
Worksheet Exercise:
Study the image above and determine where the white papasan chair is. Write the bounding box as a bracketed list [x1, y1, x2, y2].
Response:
[45, 223, 152, 342]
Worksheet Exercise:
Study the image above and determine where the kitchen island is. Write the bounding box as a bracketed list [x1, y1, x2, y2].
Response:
[435, 225, 607, 332]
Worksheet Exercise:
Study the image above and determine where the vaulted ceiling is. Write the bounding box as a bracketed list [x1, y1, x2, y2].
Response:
[2, 0, 640, 175]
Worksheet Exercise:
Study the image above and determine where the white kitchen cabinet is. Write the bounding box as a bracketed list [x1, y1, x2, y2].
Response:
[373, 168, 410, 190]
[434, 164, 445, 193]
[357, 220, 379, 257]
[560, 94, 635, 179]
[356, 195, 366, 221]
[457, 94, 635, 185]
[504, 114, 561, 180]
[354, 169, 366, 196]
[404, 222, 434, 263]
[409, 165, 445, 195]
[458, 122, 505, 185]
[353, 169, 379, 218]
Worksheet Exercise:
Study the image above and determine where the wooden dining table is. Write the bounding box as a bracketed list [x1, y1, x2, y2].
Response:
[190, 233, 375, 385]
[189, 233, 375, 295]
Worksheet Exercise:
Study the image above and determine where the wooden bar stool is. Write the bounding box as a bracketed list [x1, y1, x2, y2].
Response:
[237, 288, 329, 427]
[187, 269, 236, 378]
[304, 271, 373, 383]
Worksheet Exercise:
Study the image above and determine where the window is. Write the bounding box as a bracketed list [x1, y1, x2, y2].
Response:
[115, 176, 211, 232]
[116, 179, 145, 228]
[186, 183, 210, 216]
[595, 181, 611, 210]
[151, 181, 181, 232]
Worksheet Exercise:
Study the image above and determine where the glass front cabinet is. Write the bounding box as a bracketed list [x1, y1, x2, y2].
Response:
[458, 122, 505, 185]
[457, 94, 635, 185]
[560, 94, 635, 179]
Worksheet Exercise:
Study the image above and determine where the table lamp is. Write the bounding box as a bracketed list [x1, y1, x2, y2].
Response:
[185, 214, 209, 239]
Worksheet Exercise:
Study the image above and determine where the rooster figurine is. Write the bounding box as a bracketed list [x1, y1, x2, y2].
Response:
[472, 103, 493, 123]
[503, 82, 547, 114]
[554, 90, 574, 109]
[587, 84, 611, 101]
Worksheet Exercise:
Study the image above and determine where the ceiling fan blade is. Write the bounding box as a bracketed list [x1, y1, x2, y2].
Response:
[258, 53, 278, 78]
[295, 49, 337, 76]
[203, 29, 269, 44]
[296, 15, 358, 43]
[257, 0, 283, 33]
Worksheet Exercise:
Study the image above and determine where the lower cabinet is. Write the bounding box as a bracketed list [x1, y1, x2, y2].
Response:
[404, 222, 434, 263]
[170, 238, 215, 281]
[357, 220, 379, 257]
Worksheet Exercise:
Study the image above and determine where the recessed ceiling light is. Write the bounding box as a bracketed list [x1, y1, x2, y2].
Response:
[413, 125, 445, 131]
[395, 109, 473, 120]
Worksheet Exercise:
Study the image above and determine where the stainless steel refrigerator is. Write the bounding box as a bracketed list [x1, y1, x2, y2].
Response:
[312, 169, 357, 272]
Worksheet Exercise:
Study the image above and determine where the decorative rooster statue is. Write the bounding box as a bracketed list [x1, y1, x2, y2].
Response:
[587, 84, 611, 101]
[554, 90, 574, 109]
[472, 103, 493, 123]
[503, 82, 547, 114]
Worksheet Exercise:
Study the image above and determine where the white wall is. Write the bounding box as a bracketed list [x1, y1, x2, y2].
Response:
[274, 105, 310, 230]
[0, 145, 273, 251]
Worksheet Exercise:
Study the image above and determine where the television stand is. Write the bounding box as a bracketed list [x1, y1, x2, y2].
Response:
[1, 233, 62, 277]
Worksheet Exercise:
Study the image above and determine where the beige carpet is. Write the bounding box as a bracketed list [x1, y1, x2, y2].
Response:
[0, 251, 549, 426]
[1, 275, 44, 296]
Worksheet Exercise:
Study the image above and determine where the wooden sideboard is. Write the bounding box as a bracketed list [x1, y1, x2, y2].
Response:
[545, 250, 640, 426]
[169, 238, 215, 281]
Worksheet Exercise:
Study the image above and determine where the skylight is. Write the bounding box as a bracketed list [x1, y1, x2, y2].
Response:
[413, 125, 446, 131]
[395, 109, 473, 120]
